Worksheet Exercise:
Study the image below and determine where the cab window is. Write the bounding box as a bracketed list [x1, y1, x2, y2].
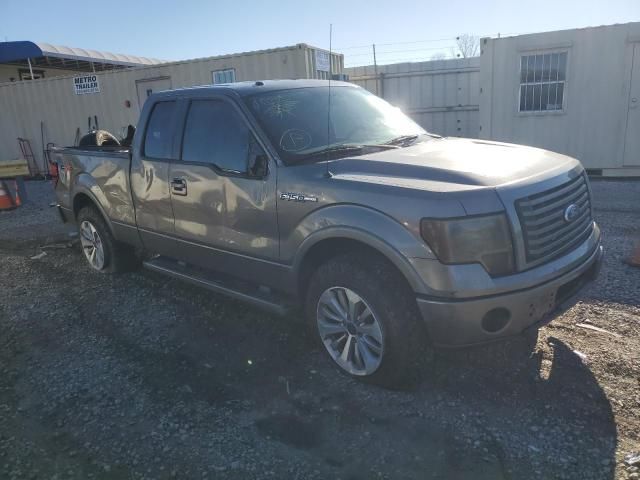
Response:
[143, 101, 176, 159]
[181, 100, 251, 174]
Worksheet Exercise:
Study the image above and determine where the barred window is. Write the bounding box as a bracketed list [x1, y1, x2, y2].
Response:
[519, 52, 567, 112]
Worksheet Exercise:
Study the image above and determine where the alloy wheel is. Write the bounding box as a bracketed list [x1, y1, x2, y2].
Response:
[79, 220, 105, 270]
[316, 286, 384, 376]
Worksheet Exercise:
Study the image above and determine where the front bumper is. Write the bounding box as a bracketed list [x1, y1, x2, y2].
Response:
[417, 242, 604, 347]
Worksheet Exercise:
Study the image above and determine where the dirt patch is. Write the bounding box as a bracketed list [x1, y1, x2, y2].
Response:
[0, 180, 639, 479]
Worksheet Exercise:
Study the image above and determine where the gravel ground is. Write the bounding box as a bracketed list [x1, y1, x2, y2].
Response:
[0, 179, 639, 480]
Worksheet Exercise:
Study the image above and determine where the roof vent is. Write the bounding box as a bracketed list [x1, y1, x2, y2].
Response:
[254, 81, 264, 86]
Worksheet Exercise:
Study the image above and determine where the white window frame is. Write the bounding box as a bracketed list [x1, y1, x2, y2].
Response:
[518, 50, 568, 114]
[211, 68, 236, 85]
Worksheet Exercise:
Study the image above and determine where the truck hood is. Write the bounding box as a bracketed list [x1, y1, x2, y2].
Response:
[329, 138, 581, 192]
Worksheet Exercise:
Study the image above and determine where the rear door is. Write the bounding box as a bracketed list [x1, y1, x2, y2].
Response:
[168, 97, 279, 279]
[130, 99, 180, 255]
[136, 77, 172, 110]
[624, 42, 640, 166]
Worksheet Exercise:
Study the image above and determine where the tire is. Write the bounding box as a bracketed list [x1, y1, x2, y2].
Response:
[78, 130, 120, 147]
[305, 252, 430, 388]
[76, 205, 139, 273]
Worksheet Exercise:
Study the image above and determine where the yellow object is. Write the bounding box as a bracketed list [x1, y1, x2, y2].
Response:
[0, 159, 30, 178]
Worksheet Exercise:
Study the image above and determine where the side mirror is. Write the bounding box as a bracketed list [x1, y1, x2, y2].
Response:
[248, 153, 268, 177]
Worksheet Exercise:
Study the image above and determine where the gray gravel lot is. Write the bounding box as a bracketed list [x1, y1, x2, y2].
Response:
[1, 179, 639, 480]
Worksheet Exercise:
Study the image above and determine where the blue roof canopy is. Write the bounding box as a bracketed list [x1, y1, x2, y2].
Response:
[0, 41, 164, 67]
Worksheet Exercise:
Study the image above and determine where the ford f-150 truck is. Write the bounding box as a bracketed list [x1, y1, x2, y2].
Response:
[53, 80, 603, 387]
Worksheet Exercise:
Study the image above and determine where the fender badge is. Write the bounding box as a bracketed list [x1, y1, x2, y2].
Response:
[280, 192, 318, 203]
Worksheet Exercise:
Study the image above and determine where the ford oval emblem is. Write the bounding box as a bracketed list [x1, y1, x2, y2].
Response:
[563, 204, 580, 223]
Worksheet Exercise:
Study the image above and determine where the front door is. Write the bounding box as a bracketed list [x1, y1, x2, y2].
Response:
[130, 100, 180, 255]
[136, 77, 172, 110]
[624, 43, 640, 166]
[169, 97, 279, 282]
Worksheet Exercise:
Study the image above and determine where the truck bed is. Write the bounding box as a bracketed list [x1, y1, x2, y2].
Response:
[53, 146, 136, 227]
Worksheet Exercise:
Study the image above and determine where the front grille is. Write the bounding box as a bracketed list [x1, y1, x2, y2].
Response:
[516, 174, 593, 265]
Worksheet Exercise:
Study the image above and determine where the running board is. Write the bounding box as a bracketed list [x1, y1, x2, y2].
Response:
[143, 256, 293, 316]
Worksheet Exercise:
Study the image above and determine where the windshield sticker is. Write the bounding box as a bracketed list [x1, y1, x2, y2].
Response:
[280, 129, 312, 152]
[255, 95, 299, 118]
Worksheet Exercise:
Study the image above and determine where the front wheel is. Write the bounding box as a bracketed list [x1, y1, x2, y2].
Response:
[305, 253, 430, 388]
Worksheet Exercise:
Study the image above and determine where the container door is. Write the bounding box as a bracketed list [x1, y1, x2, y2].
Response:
[624, 43, 640, 166]
[136, 77, 172, 110]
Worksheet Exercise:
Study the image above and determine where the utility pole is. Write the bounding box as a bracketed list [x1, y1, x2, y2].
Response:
[372, 44, 379, 96]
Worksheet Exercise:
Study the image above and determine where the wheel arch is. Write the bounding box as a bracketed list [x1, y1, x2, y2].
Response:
[72, 187, 115, 237]
[293, 229, 426, 302]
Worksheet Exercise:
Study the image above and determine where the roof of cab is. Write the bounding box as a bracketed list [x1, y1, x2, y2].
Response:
[153, 79, 356, 99]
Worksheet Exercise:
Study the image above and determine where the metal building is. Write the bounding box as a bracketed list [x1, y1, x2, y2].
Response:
[0, 43, 342, 171]
[346, 58, 480, 138]
[479, 22, 640, 176]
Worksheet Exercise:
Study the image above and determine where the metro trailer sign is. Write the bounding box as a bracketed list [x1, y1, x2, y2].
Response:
[73, 75, 100, 95]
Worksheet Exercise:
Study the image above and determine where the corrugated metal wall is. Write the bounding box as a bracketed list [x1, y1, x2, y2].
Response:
[0, 44, 342, 169]
[302, 47, 344, 80]
[0, 64, 83, 83]
[346, 58, 480, 138]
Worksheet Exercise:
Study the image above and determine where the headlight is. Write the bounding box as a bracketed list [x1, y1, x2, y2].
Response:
[420, 214, 515, 276]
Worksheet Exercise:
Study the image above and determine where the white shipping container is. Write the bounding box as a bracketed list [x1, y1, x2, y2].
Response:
[0, 44, 343, 169]
[479, 22, 640, 176]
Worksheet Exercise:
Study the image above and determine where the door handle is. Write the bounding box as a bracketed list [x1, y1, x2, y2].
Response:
[171, 177, 187, 196]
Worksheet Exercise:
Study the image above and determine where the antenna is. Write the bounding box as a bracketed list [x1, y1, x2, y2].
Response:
[324, 23, 333, 178]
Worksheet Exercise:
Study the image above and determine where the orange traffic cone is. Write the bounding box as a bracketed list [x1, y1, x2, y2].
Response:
[12, 179, 22, 207]
[0, 180, 16, 211]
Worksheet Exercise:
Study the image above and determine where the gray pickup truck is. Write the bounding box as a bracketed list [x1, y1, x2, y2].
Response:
[53, 79, 603, 387]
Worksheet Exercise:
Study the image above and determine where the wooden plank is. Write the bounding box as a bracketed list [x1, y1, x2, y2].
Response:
[576, 323, 622, 338]
[0, 160, 30, 178]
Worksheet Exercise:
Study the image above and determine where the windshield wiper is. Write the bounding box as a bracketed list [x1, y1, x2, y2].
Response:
[383, 134, 420, 146]
[383, 132, 441, 146]
[294, 144, 397, 163]
[296, 145, 363, 161]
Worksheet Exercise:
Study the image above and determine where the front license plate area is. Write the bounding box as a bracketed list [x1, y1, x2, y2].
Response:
[528, 291, 557, 322]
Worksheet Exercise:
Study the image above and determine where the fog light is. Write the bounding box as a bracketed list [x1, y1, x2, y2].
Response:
[481, 308, 511, 333]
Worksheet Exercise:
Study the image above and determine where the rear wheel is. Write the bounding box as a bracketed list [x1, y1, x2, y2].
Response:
[79, 219, 106, 270]
[306, 252, 430, 388]
[76, 206, 139, 273]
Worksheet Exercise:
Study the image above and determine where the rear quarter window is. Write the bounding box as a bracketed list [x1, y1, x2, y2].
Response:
[143, 101, 176, 159]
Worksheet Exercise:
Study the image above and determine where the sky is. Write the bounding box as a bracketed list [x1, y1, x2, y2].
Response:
[1, 0, 639, 67]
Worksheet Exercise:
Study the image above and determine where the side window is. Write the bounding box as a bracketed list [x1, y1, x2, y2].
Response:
[144, 101, 176, 159]
[181, 100, 251, 173]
